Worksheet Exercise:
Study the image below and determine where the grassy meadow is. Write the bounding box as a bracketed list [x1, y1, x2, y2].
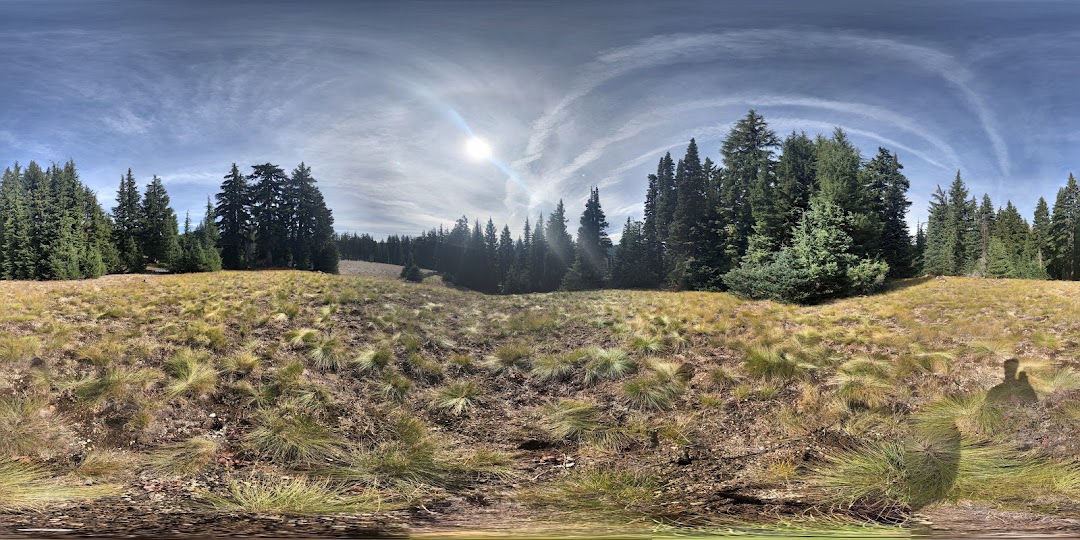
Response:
[0, 269, 1078, 533]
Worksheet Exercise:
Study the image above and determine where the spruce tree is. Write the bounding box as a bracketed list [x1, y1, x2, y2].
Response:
[610, 218, 656, 288]
[562, 188, 611, 290]
[112, 168, 144, 272]
[141, 175, 181, 267]
[716, 110, 779, 272]
[922, 186, 955, 275]
[864, 149, 913, 276]
[544, 201, 574, 290]
[1049, 174, 1080, 280]
[1031, 197, 1051, 275]
[215, 163, 253, 270]
[249, 163, 290, 267]
[773, 131, 817, 244]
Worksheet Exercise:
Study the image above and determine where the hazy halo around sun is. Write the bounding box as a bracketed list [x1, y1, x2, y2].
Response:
[465, 136, 493, 161]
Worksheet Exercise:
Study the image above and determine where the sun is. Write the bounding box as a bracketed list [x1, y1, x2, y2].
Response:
[465, 136, 493, 161]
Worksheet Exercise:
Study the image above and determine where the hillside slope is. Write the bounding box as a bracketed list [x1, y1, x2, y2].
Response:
[0, 272, 1078, 536]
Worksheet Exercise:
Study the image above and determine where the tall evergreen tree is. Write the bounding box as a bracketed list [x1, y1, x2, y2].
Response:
[716, 110, 779, 271]
[922, 186, 955, 275]
[562, 188, 611, 290]
[215, 163, 253, 270]
[1049, 174, 1080, 280]
[112, 168, 144, 272]
[249, 163, 289, 267]
[140, 175, 181, 267]
[773, 131, 817, 244]
[1031, 197, 1051, 275]
[544, 201, 574, 290]
[610, 218, 656, 288]
[863, 148, 913, 276]
[946, 171, 978, 275]
[975, 194, 996, 276]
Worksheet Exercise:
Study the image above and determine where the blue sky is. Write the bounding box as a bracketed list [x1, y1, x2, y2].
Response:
[3, 1, 1080, 237]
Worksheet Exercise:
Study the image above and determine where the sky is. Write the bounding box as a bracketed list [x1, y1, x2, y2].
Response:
[3, 0, 1080, 238]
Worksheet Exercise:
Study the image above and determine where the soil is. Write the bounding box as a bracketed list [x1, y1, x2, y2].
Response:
[1, 270, 1079, 537]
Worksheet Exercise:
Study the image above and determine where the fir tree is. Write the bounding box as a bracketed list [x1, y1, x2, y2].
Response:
[544, 201, 574, 290]
[610, 218, 656, 288]
[773, 131, 817, 244]
[249, 163, 290, 267]
[716, 110, 779, 273]
[215, 163, 253, 270]
[922, 186, 955, 275]
[946, 171, 979, 275]
[562, 188, 611, 290]
[141, 175, 181, 267]
[1030, 197, 1051, 275]
[112, 168, 144, 272]
[1049, 174, 1080, 280]
[864, 149, 913, 277]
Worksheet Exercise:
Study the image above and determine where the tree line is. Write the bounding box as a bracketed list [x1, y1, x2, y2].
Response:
[921, 172, 1080, 281]
[345, 110, 1080, 302]
[0, 160, 338, 280]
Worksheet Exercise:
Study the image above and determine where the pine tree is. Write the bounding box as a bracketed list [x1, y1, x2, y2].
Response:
[544, 201, 574, 290]
[946, 171, 978, 275]
[562, 188, 611, 290]
[496, 225, 514, 288]
[922, 186, 954, 275]
[216, 163, 253, 270]
[112, 168, 144, 272]
[1048, 174, 1080, 280]
[1031, 197, 1051, 276]
[974, 194, 996, 276]
[249, 163, 290, 267]
[141, 175, 181, 267]
[773, 131, 817, 244]
[864, 149, 913, 276]
[716, 110, 779, 272]
[610, 218, 656, 288]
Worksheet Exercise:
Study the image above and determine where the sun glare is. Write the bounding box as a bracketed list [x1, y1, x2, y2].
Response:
[465, 136, 493, 161]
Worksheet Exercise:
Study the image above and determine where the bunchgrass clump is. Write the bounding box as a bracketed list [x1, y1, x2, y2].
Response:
[484, 344, 532, 374]
[243, 410, 340, 465]
[522, 468, 670, 523]
[73, 366, 160, 405]
[0, 335, 41, 364]
[433, 380, 482, 414]
[378, 371, 412, 402]
[285, 328, 320, 348]
[0, 460, 120, 511]
[406, 353, 444, 382]
[542, 399, 631, 449]
[531, 353, 578, 382]
[306, 335, 344, 371]
[583, 348, 635, 385]
[147, 437, 221, 476]
[0, 395, 55, 456]
[204, 475, 382, 514]
[352, 348, 393, 375]
[743, 346, 805, 381]
[622, 377, 682, 411]
[74, 450, 132, 480]
[165, 348, 219, 398]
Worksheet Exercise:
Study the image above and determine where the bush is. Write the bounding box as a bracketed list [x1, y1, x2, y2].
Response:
[723, 200, 889, 304]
